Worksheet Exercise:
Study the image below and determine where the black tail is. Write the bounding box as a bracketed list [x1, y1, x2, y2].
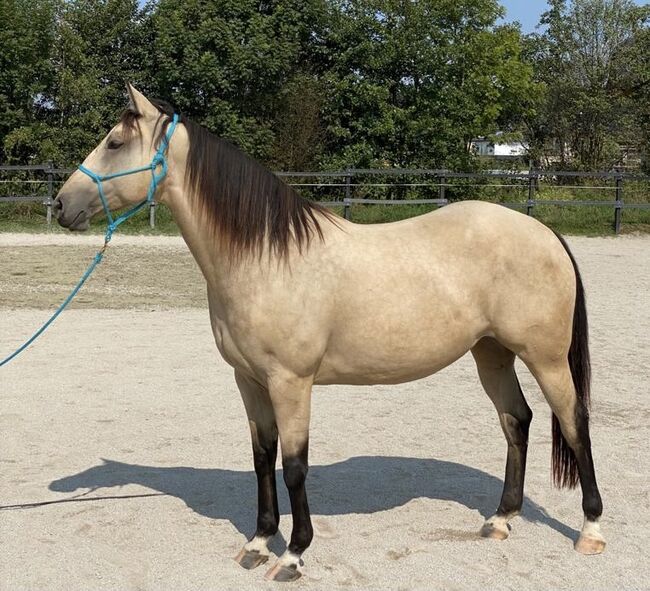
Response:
[551, 231, 591, 489]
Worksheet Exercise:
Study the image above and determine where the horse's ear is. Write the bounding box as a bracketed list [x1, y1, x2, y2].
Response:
[126, 83, 158, 118]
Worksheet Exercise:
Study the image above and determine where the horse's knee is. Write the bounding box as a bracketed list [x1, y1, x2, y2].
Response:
[283, 456, 308, 489]
[253, 444, 276, 474]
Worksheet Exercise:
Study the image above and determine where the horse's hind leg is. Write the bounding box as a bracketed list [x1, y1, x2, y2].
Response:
[234, 370, 280, 570]
[471, 337, 533, 540]
[524, 358, 605, 554]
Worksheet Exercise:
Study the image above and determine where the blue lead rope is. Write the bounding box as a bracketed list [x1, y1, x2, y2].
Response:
[0, 246, 108, 367]
[0, 113, 179, 368]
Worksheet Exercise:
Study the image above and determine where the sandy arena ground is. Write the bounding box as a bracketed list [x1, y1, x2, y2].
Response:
[1, 232, 649, 590]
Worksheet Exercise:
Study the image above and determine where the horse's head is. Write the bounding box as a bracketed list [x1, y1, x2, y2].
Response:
[49, 459, 136, 492]
[54, 84, 173, 231]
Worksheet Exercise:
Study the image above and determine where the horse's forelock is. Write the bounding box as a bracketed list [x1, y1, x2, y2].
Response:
[117, 108, 141, 142]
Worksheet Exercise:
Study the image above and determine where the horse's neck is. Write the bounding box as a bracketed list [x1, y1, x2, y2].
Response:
[163, 187, 231, 293]
[162, 177, 335, 306]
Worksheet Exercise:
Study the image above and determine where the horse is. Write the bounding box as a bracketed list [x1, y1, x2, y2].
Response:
[53, 84, 605, 582]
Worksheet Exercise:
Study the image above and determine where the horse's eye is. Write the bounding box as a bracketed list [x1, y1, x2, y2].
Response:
[107, 138, 124, 150]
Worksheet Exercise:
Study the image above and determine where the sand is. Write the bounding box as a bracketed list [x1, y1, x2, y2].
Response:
[1, 232, 649, 590]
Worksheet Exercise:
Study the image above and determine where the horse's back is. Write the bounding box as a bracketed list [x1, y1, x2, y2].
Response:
[335, 200, 571, 295]
[352, 199, 555, 243]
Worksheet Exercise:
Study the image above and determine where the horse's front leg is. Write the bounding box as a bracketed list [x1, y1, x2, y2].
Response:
[234, 370, 280, 570]
[264, 373, 314, 582]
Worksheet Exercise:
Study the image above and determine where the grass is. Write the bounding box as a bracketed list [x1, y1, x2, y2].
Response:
[0, 201, 180, 235]
[347, 203, 650, 235]
[1, 185, 648, 236]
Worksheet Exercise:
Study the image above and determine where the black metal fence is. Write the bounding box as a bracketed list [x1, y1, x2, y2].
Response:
[1, 164, 649, 233]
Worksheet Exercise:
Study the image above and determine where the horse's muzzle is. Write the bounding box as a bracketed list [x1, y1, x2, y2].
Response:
[54, 195, 90, 231]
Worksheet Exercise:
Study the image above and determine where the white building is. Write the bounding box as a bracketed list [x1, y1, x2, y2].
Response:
[471, 136, 529, 158]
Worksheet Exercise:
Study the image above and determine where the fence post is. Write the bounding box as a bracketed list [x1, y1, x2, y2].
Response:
[46, 162, 54, 226]
[614, 175, 623, 234]
[438, 173, 446, 204]
[527, 170, 536, 216]
[149, 201, 156, 229]
[343, 170, 352, 221]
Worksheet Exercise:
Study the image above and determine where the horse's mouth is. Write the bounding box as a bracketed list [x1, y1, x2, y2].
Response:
[58, 209, 90, 232]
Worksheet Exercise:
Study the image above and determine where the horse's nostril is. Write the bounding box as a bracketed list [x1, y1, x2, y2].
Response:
[53, 197, 63, 215]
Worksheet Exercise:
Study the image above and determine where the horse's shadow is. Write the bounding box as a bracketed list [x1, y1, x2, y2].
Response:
[48, 456, 577, 547]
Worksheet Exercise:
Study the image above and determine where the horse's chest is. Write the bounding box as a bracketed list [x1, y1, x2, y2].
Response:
[206, 296, 255, 371]
[209, 316, 248, 369]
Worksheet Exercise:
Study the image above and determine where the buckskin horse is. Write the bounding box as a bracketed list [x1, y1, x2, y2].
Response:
[53, 85, 605, 582]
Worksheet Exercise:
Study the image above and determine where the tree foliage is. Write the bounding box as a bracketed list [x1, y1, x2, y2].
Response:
[148, 0, 326, 159]
[0, 0, 55, 162]
[318, 0, 537, 168]
[0, 0, 647, 171]
[525, 0, 649, 170]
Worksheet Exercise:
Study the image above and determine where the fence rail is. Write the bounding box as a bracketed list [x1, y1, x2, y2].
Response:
[1, 165, 648, 233]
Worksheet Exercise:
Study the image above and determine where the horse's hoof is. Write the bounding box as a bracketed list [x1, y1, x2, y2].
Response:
[480, 522, 509, 540]
[235, 549, 269, 570]
[575, 535, 606, 555]
[264, 562, 302, 583]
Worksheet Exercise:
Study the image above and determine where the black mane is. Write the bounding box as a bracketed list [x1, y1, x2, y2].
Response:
[119, 101, 335, 259]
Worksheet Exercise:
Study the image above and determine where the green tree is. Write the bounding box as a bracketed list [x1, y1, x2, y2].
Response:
[4, 0, 150, 165]
[526, 0, 649, 170]
[270, 74, 325, 170]
[0, 0, 55, 162]
[150, 0, 326, 160]
[318, 0, 538, 169]
[614, 12, 650, 172]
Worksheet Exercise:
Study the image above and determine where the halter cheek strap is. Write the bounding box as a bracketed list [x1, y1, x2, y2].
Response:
[78, 113, 179, 242]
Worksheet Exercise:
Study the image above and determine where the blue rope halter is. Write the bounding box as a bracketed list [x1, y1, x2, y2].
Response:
[0, 113, 179, 368]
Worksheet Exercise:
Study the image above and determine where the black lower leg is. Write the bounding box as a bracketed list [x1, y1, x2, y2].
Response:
[497, 406, 532, 517]
[282, 445, 313, 555]
[252, 433, 280, 538]
[573, 404, 603, 521]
